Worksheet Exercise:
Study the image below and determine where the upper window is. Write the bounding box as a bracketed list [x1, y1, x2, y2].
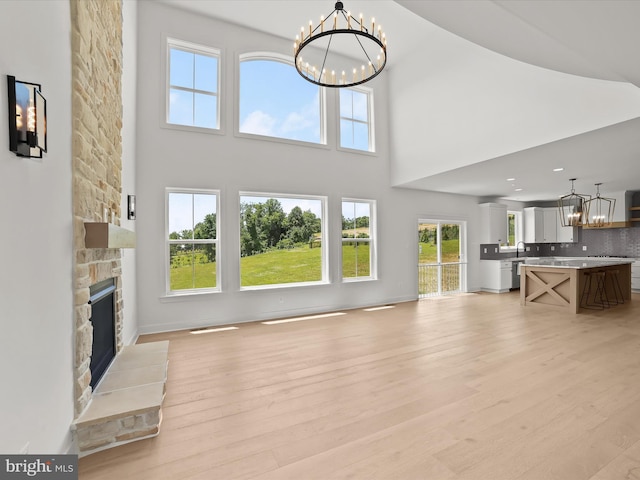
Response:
[342, 199, 376, 280]
[166, 189, 219, 294]
[339, 88, 374, 152]
[239, 54, 323, 144]
[167, 38, 220, 130]
[239, 193, 326, 288]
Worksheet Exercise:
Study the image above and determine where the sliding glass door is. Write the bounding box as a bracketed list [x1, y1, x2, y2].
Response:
[418, 220, 466, 297]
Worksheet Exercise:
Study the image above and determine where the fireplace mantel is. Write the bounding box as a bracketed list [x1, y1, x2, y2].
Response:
[84, 222, 136, 249]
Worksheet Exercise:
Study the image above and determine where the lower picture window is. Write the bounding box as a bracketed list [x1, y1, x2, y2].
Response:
[239, 193, 326, 288]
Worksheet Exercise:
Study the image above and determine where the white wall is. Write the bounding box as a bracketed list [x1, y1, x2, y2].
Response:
[389, 20, 640, 187]
[135, 2, 484, 334]
[121, 0, 138, 346]
[0, 0, 74, 454]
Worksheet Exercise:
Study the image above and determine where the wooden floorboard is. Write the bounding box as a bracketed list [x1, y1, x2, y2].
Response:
[79, 292, 640, 479]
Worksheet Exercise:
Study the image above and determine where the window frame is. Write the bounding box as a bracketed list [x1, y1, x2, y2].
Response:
[238, 191, 329, 290]
[502, 210, 523, 250]
[165, 188, 221, 296]
[236, 52, 327, 148]
[341, 198, 377, 282]
[337, 86, 375, 154]
[165, 37, 222, 134]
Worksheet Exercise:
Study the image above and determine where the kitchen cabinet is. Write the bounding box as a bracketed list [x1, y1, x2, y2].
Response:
[524, 206, 575, 243]
[479, 203, 508, 244]
[524, 207, 544, 243]
[480, 260, 512, 293]
[542, 208, 557, 242]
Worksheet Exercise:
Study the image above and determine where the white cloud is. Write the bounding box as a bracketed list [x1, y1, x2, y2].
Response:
[240, 110, 277, 136]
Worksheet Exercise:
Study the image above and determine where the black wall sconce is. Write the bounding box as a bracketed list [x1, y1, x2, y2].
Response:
[127, 194, 136, 220]
[7, 75, 47, 158]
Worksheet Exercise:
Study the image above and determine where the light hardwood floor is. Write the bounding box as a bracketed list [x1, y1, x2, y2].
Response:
[79, 292, 640, 479]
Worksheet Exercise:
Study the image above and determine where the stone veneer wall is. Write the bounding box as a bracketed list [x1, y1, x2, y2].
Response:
[71, 0, 124, 417]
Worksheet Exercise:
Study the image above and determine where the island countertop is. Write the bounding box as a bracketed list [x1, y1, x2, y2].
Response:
[522, 257, 633, 270]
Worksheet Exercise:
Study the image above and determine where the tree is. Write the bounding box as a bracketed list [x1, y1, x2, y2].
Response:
[240, 202, 265, 256]
[194, 213, 217, 262]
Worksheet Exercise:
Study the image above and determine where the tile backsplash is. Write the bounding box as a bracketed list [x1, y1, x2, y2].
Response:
[480, 227, 640, 259]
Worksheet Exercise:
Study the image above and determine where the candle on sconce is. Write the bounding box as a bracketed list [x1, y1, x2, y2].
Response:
[347, 11, 351, 29]
[334, 12, 337, 29]
[332, 70, 336, 84]
[371, 17, 375, 33]
[341, 70, 346, 84]
[301, 26, 305, 41]
[377, 54, 381, 69]
[309, 20, 312, 37]
[321, 15, 324, 32]
[369, 61, 373, 75]
[378, 25, 382, 40]
[359, 13, 363, 31]
[353, 68, 357, 82]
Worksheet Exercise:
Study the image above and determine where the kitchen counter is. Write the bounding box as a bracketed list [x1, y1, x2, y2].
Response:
[523, 257, 633, 269]
[520, 258, 631, 313]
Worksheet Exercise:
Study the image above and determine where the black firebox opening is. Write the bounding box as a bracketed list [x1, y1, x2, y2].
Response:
[89, 278, 116, 389]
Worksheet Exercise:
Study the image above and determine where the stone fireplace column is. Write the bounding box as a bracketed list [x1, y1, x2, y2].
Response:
[70, 0, 124, 417]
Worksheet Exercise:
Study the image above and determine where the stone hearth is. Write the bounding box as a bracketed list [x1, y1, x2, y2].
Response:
[73, 341, 169, 457]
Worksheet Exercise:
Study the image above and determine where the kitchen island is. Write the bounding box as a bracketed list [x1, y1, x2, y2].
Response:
[520, 258, 632, 313]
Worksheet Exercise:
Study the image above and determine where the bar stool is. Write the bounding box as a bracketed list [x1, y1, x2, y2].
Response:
[580, 271, 609, 310]
[605, 269, 624, 305]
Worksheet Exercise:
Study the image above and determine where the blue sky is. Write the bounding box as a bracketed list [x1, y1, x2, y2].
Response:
[239, 59, 320, 143]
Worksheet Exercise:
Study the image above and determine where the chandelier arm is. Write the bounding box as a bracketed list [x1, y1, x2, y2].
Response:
[353, 34, 378, 73]
[319, 33, 334, 79]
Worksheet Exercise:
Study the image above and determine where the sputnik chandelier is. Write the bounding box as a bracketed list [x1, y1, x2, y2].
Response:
[293, 1, 387, 88]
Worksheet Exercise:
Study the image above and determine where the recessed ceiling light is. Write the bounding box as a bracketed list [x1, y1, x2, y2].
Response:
[515, 188, 523, 192]
[506, 178, 515, 182]
[553, 168, 564, 172]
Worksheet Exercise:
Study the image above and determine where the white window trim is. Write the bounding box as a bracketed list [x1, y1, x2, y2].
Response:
[165, 187, 221, 296]
[164, 37, 223, 134]
[341, 198, 377, 282]
[235, 52, 327, 148]
[239, 191, 329, 290]
[501, 210, 524, 251]
[337, 86, 376, 155]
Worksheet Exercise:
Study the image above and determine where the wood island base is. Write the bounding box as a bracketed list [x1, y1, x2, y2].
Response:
[520, 262, 631, 313]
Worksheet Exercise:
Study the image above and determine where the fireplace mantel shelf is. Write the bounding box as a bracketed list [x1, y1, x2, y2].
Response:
[84, 222, 136, 249]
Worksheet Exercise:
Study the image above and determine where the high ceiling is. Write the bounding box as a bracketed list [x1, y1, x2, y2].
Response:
[158, 0, 640, 202]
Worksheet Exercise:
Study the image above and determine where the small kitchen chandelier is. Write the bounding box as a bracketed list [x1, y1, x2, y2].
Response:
[293, 1, 387, 88]
[584, 183, 616, 227]
[558, 178, 591, 227]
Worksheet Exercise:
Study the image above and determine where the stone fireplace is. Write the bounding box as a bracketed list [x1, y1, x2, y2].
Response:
[70, 0, 167, 457]
[70, 0, 125, 418]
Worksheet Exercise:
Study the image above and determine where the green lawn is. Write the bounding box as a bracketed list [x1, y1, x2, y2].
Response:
[419, 239, 460, 264]
[169, 243, 374, 290]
